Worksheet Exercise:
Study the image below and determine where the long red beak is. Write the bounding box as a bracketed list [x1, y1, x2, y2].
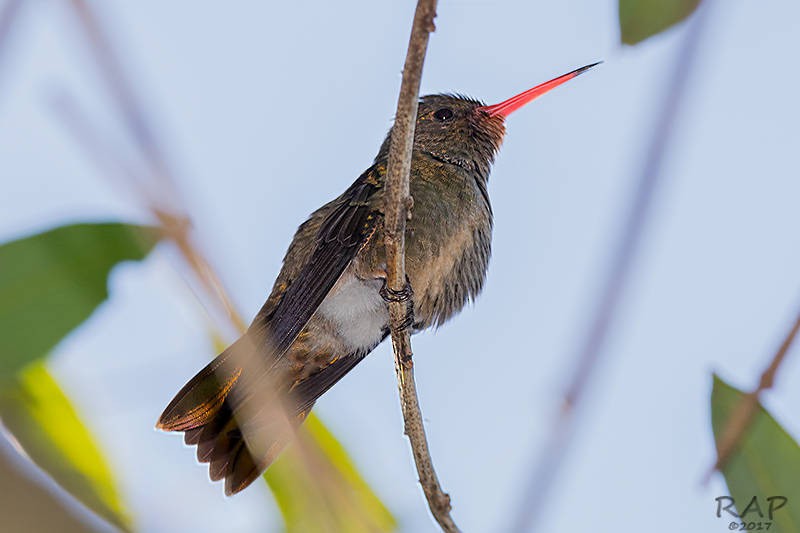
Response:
[478, 61, 602, 118]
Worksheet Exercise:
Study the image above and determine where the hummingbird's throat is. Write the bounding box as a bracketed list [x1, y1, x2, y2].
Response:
[423, 149, 474, 171]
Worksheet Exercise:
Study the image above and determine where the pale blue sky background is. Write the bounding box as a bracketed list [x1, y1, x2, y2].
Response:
[1, 1, 800, 532]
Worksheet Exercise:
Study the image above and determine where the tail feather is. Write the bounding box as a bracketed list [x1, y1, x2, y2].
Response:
[225, 441, 255, 495]
[209, 450, 231, 482]
[157, 339, 243, 433]
[183, 427, 203, 446]
[158, 339, 369, 494]
[194, 404, 234, 461]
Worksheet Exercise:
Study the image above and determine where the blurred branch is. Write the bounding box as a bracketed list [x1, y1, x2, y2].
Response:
[705, 307, 800, 481]
[67, 0, 179, 200]
[512, 1, 714, 531]
[64, 0, 246, 333]
[0, 0, 23, 39]
[49, 91, 159, 214]
[60, 2, 388, 529]
[64, 0, 250, 334]
[382, 1, 458, 532]
[0, 1, 22, 47]
[0, 436, 89, 533]
[0, 0, 25, 101]
[49, 86, 248, 334]
[155, 209, 249, 333]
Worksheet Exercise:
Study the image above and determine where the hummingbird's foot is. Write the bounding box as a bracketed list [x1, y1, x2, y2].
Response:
[396, 303, 415, 332]
[380, 277, 415, 332]
[379, 276, 413, 303]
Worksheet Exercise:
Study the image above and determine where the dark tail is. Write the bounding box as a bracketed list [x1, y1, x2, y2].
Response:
[157, 338, 365, 495]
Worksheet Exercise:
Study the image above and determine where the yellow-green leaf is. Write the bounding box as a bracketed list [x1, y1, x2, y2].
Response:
[619, 0, 701, 45]
[711, 375, 800, 532]
[264, 414, 396, 532]
[0, 222, 159, 379]
[0, 362, 131, 531]
[0, 221, 159, 529]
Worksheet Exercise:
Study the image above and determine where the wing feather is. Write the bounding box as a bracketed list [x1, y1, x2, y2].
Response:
[267, 167, 382, 355]
[229, 164, 383, 409]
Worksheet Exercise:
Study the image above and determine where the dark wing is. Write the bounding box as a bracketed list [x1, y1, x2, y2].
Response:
[266, 168, 382, 356]
[159, 166, 385, 492]
[290, 330, 390, 415]
[228, 165, 384, 409]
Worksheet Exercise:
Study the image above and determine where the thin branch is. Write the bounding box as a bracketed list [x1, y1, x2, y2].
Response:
[511, 1, 715, 531]
[705, 307, 800, 481]
[382, 1, 458, 531]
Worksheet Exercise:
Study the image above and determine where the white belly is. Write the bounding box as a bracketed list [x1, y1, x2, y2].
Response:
[317, 273, 388, 352]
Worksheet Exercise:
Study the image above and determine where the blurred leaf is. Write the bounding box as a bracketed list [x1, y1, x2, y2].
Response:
[0, 362, 131, 531]
[0, 221, 158, 529]
[0, 222, 159, 379]
[619, 0, 701, 45]
[711, 375, 800, 531]
[264, 414, 396, 533]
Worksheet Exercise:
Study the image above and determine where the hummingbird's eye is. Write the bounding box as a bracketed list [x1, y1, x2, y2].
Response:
[433, 108, 454, 122]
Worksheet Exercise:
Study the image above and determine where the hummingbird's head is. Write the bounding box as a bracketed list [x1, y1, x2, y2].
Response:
[411, 93, 506, 180]
[377, 62, 601, 181]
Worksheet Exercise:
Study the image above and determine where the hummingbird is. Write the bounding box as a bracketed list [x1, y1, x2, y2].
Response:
[157, 62, 600, 495]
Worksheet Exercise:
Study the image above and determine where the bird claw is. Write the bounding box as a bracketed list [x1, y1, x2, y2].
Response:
[396, 306, 415, 332]
[380, 277, 415, 332]
[379, 276, 413, 303]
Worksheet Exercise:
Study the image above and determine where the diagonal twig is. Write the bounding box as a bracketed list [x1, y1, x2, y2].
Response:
[382, 0, 458, 531]
[511, 1, 715, 531]
[54, 90, 379, 528]
[67, 0, 179, 198]
[60, 2, 388, 529]
[705, 307, 800, 481]
[64, 0, 247, 334]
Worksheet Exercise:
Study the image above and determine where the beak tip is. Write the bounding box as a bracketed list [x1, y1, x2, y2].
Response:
[574, 60, 604, 76]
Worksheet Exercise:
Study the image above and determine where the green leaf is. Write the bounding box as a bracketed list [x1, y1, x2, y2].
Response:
[264, 414, 396, 532]
[0, 222, 159, 379]
[0, 362, 132, 531]
[619, 0, 701, 45]
[0, 221, 160, 529]
[711, 375, 800, 532]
